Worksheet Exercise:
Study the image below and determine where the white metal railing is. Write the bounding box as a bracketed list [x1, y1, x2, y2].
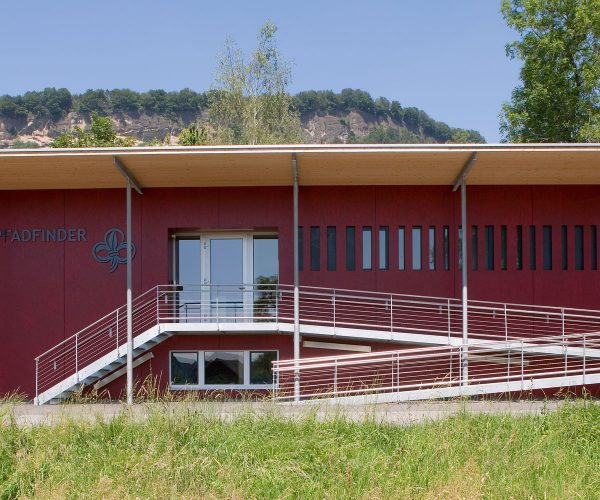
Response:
[272, 331, 600, 402]
[34, 283, 600, 401]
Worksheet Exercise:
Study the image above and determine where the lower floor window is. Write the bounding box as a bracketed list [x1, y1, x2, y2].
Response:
[171, 350, 278, 388]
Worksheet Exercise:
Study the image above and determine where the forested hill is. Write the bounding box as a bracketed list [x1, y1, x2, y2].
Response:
[0, 88, 485, 147]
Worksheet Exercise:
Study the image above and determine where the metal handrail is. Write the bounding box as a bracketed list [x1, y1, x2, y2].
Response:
[34, 282, 600, 401]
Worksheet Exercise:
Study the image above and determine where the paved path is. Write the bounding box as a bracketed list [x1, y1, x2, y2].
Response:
[1, 400, 577, 427]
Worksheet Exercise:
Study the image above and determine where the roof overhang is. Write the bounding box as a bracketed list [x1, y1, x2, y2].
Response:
[1, 143, 600, 190]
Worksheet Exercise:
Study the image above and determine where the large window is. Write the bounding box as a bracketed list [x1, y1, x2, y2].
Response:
[398, 226, 405, 270]
[529, 226, 537, 271]
[443, 226, 450, 271]
[592, 226, 597, 271]
[471, 226, 479, 271]
[500, 226, 507, 271]
[516, 225, 523, 270]
[575, 225, 584, 270]
[170, 350, 278, 388]
[485, 225, 494, 271]
[543, 225, 552, 270]
[562, 225, 568, 270]
[428, 227, 436, 271]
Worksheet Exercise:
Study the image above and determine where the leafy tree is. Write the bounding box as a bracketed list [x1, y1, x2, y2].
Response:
[500, 0, 600, 142]
[178, 123, 209, 145]
[208, 21, 304, 144]
[77, 89, 111, 115]
[109, 89, 141, 115]
[50, 112, 135, 147]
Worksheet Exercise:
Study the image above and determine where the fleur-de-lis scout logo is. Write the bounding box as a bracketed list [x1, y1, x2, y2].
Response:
[93, 229, 136, 272]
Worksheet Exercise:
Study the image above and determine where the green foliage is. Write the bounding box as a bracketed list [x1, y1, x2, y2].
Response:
[208, 21, 305, 144]
[178, 123, 209, 146]
[501, 0, 600, 142]
[10, 139, 40, 149]
[0, 402, 598, 497]
[50, 112, 136, 148]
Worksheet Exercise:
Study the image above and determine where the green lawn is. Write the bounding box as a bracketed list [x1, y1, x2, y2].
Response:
[1, 401, 599, 498]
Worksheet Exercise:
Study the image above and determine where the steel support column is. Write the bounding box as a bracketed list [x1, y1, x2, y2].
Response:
[113, 157, 142, 406]
[452, 152, 476, 386]
[292, 153, 300, 401]
[126, 178, 133, 404]
[460, 178, 468, 385]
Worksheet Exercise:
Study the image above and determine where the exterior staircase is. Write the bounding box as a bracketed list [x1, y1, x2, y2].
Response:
[34, 284, 600, 405]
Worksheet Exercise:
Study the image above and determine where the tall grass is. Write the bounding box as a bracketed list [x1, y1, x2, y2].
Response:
[1, 401, 598, 498]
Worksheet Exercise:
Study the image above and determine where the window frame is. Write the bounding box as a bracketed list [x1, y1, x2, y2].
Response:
[170, 349, 279, 390]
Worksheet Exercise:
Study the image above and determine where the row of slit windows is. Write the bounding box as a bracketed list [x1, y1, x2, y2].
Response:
[299, 225, 598, 272]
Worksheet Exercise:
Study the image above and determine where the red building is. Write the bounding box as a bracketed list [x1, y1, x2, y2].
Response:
[1, 144, 600, 403]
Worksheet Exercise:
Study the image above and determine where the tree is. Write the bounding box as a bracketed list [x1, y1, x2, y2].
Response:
[500, 0, 600, 142]
[208, 21, 305, 144]
[178, 123, 209, 145]
[50, 112, 136, 147]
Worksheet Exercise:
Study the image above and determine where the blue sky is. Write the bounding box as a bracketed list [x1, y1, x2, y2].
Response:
[0, 1, 520, 142]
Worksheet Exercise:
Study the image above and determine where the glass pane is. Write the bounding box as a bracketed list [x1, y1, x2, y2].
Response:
[253, 236, 278, 318]
[443, 226, 450, 271]
[530, 226, 536, 270]
[177, 239, 201, 320]
[327, 227, 336, 271]
[379, 227, 389, 270]
[575, 225, 584, 270]
[543, 225, 552, 270]
[211, 238, 243, 317]
[250, 351, 277, 384]
[346, 226, 356, 271]
[412, 227, 421, 270]
[592, 226, 597, 271]
[516, 225, 523, 270]
[310, 227, 320, 271]
[500, 226, 507, 270]
[204, 351, 244, 385]
[562, 225, 568, 270]
[485, 226, 494, 271]
[398, 227, 405, 271]
[362, 227, 372, 270]
[428, 227, 435, 270]
[171, 352, 198, 385]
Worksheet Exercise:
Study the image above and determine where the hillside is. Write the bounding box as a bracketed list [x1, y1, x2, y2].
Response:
[0, 88, 485, 147]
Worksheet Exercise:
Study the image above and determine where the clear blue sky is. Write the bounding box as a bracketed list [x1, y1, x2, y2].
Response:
[0, 0, 521, 142]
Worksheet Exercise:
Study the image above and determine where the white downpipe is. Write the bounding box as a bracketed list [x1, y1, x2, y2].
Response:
[292, 154, 300, 401]
[461, 177, 469, 385]
[126, 179, 133, 405]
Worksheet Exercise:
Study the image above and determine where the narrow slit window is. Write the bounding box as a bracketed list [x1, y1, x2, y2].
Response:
[298, 226, 303, 272]
[471, 226, 478, 271]
[428, 226, 436, 270]
[575, 225, 584, 270]
[362, 227, 372, 270]
[379, 226, 389, 270]
[485, 225, 494, 270]
[398, 227, 405, 270]
[529, 226, 536, 271]
[500, 226, 507, 270]
[592, 225, 597, 271]
[327, 226, 336, 271]
[412, 227, 422, 270]
[561, 225, 568, 270]
[443, 226, 450, 271]
[310, 226, 320, 271]
[516, 225, 523, 270]
[543, 225, 552, 270]
[346, 226, 355, 271]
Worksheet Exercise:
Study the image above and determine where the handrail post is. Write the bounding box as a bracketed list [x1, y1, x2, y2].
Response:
[35, 358, 39, 404]
[75, 333, 79, 382]
[390, 295, 394, 333]
[333, 359, 338, 399]
[447, 299, 451, 342]
[520, 340, 524, 391]
[583, 334, 587, 386]
[504, 304, 508, 341]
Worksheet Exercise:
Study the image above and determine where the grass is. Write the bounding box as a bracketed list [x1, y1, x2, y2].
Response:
[0, 400, 599, 498]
